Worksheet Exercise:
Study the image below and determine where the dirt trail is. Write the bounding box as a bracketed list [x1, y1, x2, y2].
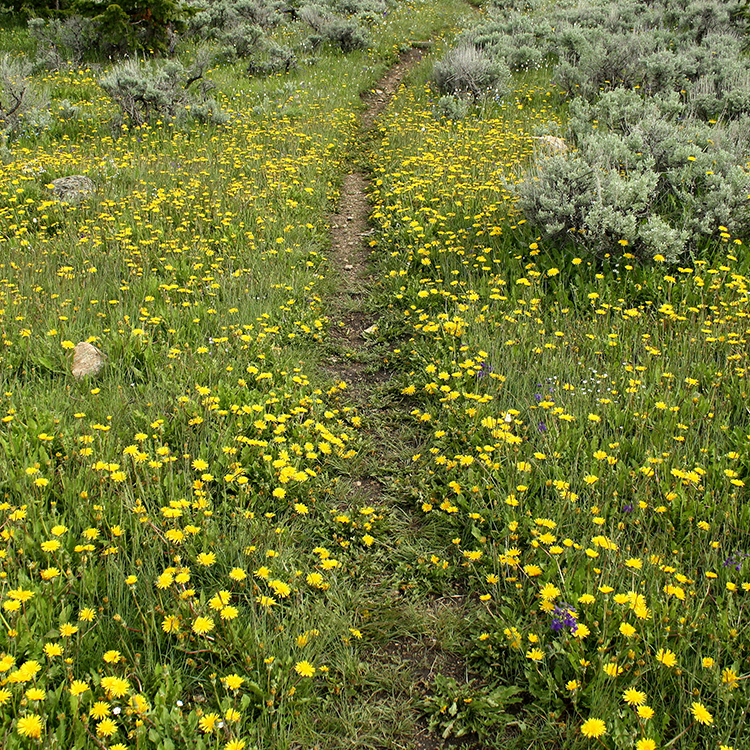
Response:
[325, 48, 425, 397]
[323, 47, 470, 750]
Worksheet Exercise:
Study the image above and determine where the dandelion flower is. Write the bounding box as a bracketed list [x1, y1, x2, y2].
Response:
[691, 702, 713, 725]
[637, 705, 655, 720]
[603, 662, 623, 677]
[156, 571, 174, 589]
[572, 623, 590, 639]
[655, 648, 677, 667]
[623, 688, 647, 706]
[96, 718, 117, 737]
[539, 583, 560, 600]
[580, 717, 606, 738]
[192, 617, 215, 635]
[162, 615, 180, 633]
[69, 681, 89, 696]
[101, 676, 130, 698]
[199, 712, 220, 733]
[43, 643, 63, 658]
[223, 674, 244, 690]
[90, 701, 111, 719]
[269, 579, 291, 597]
[17, 715, 43, 739]
[636, 740, 657, 750]
[295, 661, 316, 677]
[721, 668, 739, 688]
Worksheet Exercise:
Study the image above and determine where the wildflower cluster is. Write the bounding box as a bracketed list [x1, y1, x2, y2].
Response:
[368, 44, 749, 748]
[0, 0, 465, 745]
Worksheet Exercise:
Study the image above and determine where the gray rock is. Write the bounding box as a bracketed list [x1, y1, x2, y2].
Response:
[50, 175, 95, 204]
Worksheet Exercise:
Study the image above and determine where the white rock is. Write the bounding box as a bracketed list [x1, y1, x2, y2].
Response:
[72, 342, 107, 380]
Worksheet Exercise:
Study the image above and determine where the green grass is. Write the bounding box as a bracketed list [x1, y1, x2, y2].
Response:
[0, 1, 748, 749]
[364, 43, 750, 750]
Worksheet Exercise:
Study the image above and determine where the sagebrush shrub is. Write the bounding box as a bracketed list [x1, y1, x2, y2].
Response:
[432, 45, 511, 99]
[331, 0, 388, 20]
[517, 87, 750, 262]
[216, 22, 264, 58]
[324, 19, 369, 52]
[99, 57, 225, 127]
[189, 0, 282, 36]
[434, 94, 470, 120]
[0, 54, 47, 136]
[28, 16, 101, 67]
[246, 42, 297, 76]
[298, 4, 370, 52]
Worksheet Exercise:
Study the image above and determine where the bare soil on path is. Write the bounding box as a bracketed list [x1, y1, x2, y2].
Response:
[321, 47, 482, 750]
[325, 47, 426, 395]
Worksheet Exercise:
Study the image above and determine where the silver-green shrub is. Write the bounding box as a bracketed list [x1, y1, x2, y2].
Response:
[517, 88, 750, 261]
[99, 58, 226, 127]
[432, 45, 511, 100]
[298, 3, 370, 53]
[245, 41, 297, 75]
[28, 16, 101, 68]
[434, 94, 470, 120]
[0, 54, 47, 137]
[189, 0, 283, 34]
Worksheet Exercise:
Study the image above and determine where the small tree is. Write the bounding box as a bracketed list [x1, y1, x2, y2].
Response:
[28, 0, 190, 62]
[73, 0, 187, 53]
[0, 54, 46, 135]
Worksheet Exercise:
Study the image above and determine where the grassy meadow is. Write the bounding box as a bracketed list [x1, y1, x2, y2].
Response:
[0, 0, 748, 748]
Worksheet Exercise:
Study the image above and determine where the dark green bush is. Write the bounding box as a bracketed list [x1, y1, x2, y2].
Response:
[28, 0, 189, 62]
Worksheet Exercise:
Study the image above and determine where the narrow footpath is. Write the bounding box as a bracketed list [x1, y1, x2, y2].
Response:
[323, 49, 427, 504]
[322, 48, 473, 750]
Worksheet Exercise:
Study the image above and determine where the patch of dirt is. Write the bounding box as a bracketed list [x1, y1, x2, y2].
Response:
[324, 45, 481, 750]
[380, 634, 481, 750]
[361, 47, 427, 129]
[326, 47, 427, 375]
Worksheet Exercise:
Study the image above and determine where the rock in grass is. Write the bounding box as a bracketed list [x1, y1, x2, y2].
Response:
[50, 175, 95, 203]
[534, 136, 568, 155]
[72, 342, 107, 380]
